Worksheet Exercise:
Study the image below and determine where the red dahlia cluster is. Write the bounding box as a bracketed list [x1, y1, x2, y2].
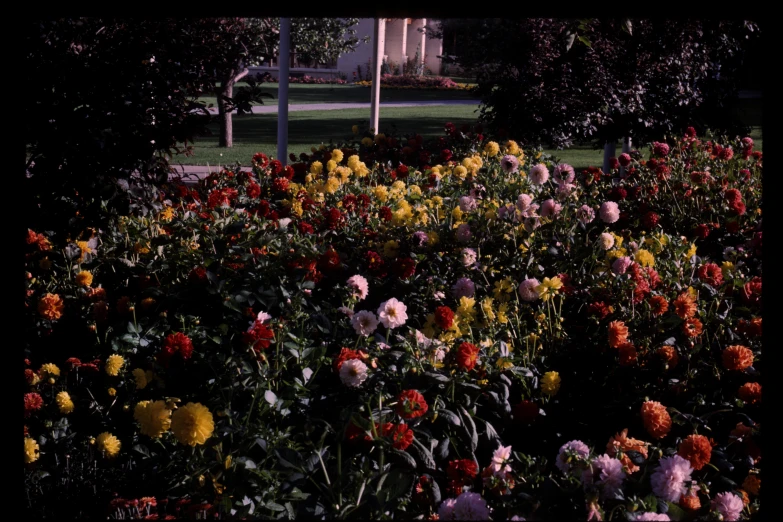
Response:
[243, 321, 275, 353]
[158, 332, 195, 366]
[434, 306, 455, 329]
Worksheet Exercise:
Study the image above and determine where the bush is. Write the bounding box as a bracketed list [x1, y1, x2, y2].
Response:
[24, 127, 762, 520]
[356, 74, 471, 90]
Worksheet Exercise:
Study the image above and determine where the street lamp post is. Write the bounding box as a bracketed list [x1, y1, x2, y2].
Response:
[277, 18, 291, 165]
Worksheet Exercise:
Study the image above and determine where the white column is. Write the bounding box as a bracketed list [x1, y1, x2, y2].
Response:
[370, 18, 384, 134]
[277, 18, 291, 165]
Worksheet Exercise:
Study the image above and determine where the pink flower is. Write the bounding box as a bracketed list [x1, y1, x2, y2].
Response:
[377, 298, 408, 329]
[518, 278, 541, 302]
[256, 311, 273, 323]
[452, 492, 491, 521]
[438, 498, 458, 520]
[433, 291, 446, 301]
[452, 277, 476, 299]
[556, 440, 590, 474]
[339, 359, 368, 387]
[529, 164, 550, 185]
[501, 155, 520, 174]
[650, 455, 693, 502]
[711, 492, 744, 521]
[631, 514, 670, 521]
[516, 194, 534, 211]
[347, 275, 369, 300]
[491, 444, 513, 471]
[351, 310, 379, 336]
[461, 248, 478, 267]
[338, 306, 355, 318]
[599, 201, 620, 223]
[555, 183, 575, 200]
[653, 142, 670, 156]
[577, 205, 595, 224]
[459, 196, 478, 212]
[612, 257, 633, 275]
[541, 199, 562, 217]
[599, 232, 615, 250]
[553, 163, 575, 185]
[456, 224, 472, 243]
[593, 454, 626, 499]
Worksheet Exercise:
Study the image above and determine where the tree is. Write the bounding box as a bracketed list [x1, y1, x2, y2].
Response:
[430, 19, 759, 150]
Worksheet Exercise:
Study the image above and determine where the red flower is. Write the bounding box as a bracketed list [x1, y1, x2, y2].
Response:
[648, 295, 669, 316]
[737, 317, 762, 337]
[318, 248, 341, 272]
[682, 317, 703, 337]
[333, 347, 363, 372]
[269, 160, 283, 177]
[382, 423, 414, 450]
[366, 251, 387, 277]
[729, 200, 746, 216]
[379, 206, 393, 222]
[618, 342, 638, 366]
[742, 277, 761, 307]
[718, 147, 734, 161]
[678, 434, 712, 470]
[158, 332, 195, 366]
[324, 207, 344, 230]
[252, 153, 269, 169]
[738, 382, 761, 404]
[447, 459, 478, 483]
[396, 390, 428, 419]
[243, 321, 275, 353]
[619, 153, 631, 167]
[697, 263, 723, 287]
[694, 224, 710, 239]
[513, 400, 539, 423]
[297, 222, 314, 235]
[724, 188, 742, 204]
[24, 369, 38, 385]
[642, 211, 660, 229]
[434, 306, 455, 330]
[188, 266, 208, 284]
[24, 392, 44, 417]
[609, 157, 620, 170]
[587, 301, 612, 320]
[393, 258, 416, 279]
[456, 342, 479, 371]
[246, 181, 261, 199]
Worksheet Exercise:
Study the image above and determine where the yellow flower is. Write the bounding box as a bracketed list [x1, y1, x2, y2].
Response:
[159, 206, 175, 222]
[105, 354, 125, 376]
[361, 137, 373, 147]
[635, 249, 655, 267]
[75, 270, 93, 287]
[38, 293, 64, 320]
[383, 240, 400, 258]
[408, 185, 422, 198]
[133, 242, 150, 255]
[456, 296, 477, 324]
[606, 248, 628, 262]
[452, 206, 464, 221]
[422, 314, 436, 339]
[504, 140, 520, 156]
[310, 161, 323, 175]
[108, 387, 117, 396]
[484, 141, 500, 157]
[684, 243, 697, 259]
[96, 432, 121, 458]
[536, 277, 563, 302]
[481, 297, 496, 323]
[721, 261, 735, 278]
[324, 177, 341, 194]
[76, 240, 92, 260]
[56, 391, 75, 414]
[326, 159, 337, 172]
[497, 302, 510, 324]
[453, 165, 468, 180]
[39, 363, 60, 379]
[428, 231, 440, 245]
[291, 200, 304, 218]
[541, 371, 561, 395]
[497, 357, 514, 370]
[352, 125, 359, 134]
[134, 400, 173, 438]
[170, 402, 214, 446]
[331, 149, 344, 163]
[492, 277, 514, 302]
[373, 185, 389, 203]
[24, 437, 40, 463]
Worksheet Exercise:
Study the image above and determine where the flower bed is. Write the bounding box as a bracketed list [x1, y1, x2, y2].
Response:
[356, 74, 473, 90]
[265, 75, 349, 85]
[24, 128, 761, 520]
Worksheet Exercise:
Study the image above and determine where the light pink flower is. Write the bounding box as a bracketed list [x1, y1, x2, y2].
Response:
[518, 278, 540, 302]
[338, 306, 355, 318]
[556, 440, 590, 474]
[461, 248, 478, 267]
[556, 183, 575, 200]
[541, 199, 562, 217]
[631, 514, 670, 521]
[339, 359, 368, 387]
[452, 492, 491, 521]
[456, 223, 472, 243]
[414, 330, 432, 348]
[452, 277, 476, 299]
[491, 444, 513, 471]
[516, 194, 534, 211]
[711, 492, 744, 521]
[553, 163, 575, 185]
[529, 163, 550, 185]
[347, 275, 369, 300]
[599, 232, 615, 250]
[593, 454, 626, 499]
[351, 310, 379, 336]
[650, 455, 693, 502]
[501, 155, 520, 174]
[577, 205, 595, 224]
[433, 291, 446, 301]
[256, 311, 273, 323]
[600, 201, 620, 223]
[612, 257, 633, 275]
[377, 298, 408, 329]
[459, 196, 478, 212]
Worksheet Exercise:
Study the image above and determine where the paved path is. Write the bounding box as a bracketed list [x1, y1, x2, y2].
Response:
[206, 99, 478, 115]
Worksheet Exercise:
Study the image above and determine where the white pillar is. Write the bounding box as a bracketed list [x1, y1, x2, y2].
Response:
[370, 18, 384, 134]
[277, 18, 291, 165]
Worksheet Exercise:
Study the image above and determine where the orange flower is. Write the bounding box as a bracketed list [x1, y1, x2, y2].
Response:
[738, 489, 750, 507]
[742, 475, 760, 496]
[648, 295, 669, 316]
[673, 292, 697, 319]
[38, 293, 64, 320]
[657, 345, 679, 369]
[723, 345, 754, 371]
[682, 317, 703, 337]
[678, 434, 712, 470]
[641, 401, 671, 439]
[618, 342, 637, 366]
[606, 429, 648, 473]
[608, 320, 629, 348]
[738, 382, 761, 404]
[679, 492, 701, 511]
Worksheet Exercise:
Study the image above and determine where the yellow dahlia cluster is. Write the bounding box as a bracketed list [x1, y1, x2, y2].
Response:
[56, 391, 74, 414]
[134, 400, 172, 438]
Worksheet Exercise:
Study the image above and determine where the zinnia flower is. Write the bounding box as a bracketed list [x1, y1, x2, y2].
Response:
[347, 275, 369, 300]
[96, 432, 122, 458]
[682, 317, 703, 337]
[540, 199, 562, 217]
[518, 278, 540, 302]
[56, 391, 74, 414]
[641, 401, 671, 439]
[170, 402, 214, 446]
[105, 354, 125, 376]
[75, 270, 93, 287]
[396, 390, 428, 419]
[738, 382, 761, 404]
[711, 492, 744, 521]
[529, 164, 550, 185]
[593, 454, 626, 499]
[607, 429, 648, 473]
[456, 342, 479, 371]
[24, 392, 43, 417]
[608, 321, 629, 348]
[677, 434, 712, 470]
[541, 371, 561, 395]
[452, 277, 476, 299]
[340, 359, 369, 387]
[383, 423, 414, 450]
[134, 400, 172, 438]
[697, 263, 723, 287]
[556, 440, 590, 474]
[24, 437, 40, 463]
[657, 345, 679, 369]
[673, 292, 697, 319]
[722, 345, 754, 371]
[351, 310, 379, 336]
[649, 295, 669, 316]
[377, 298, 408, 329]
[599, 201, 620, 223]
[38, 293, 64, 320]
[650, 455, 692, 502]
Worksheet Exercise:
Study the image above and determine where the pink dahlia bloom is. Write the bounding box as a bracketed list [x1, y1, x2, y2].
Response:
[612, 257, 633, 275]
[351, 310, 379, 336]
[593, 454, 626, 499]
[338, 306, 355, 318]
[461, 248, 478, 267]
[711, 492, 744, 521]
[516, 194, 534, 212]
[491, 444, 513, 472]
[347, 275, 369, 300]
[577, 205, 596, 224]
[518, 278, 540, 302]
[553, 163, 576, 185]
[452, 277, 476, 299]
[377, 298, 408, 329]
[599, 201, 620, 223]
[456, 223, 472, 243]
[438, 498, 458, 520]
[529, 163, 550, 185]
[452, 492, 491, 521]
[599, 232, 615, 250]
[556, 183, 575, 200]
[459, 196, 478, 212]
[339, 359, 368, 387]
[650, 455, 693, 502]
[631, 513, 670, 521]
[541, 199, 562, 217]
[556, 440, 590, 474]
[256, 311, 273, 323]
[501, 154, 520, 174]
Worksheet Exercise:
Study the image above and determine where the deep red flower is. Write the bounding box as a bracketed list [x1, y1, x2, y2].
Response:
[243, 321, 275, 353]
[642, 211, 660, 229]
[272, 177, 290, 193]
[587, 301, 611, 320]
[737, 317, 762, 337]
[246, 181, 261, 199]
[729, 200, 746, 216]
[24, 392, 44, 417]
[456, 342, 479, 371]
[393, 258, 416, 279]
[447, 459, 479, 482]
[434, 306, 455, 330]
[382, 423, 414, 450]
[698, 263, 723, 287]
[396, 165, 410, 179]
[24, 369, 38, 385]
[724, 188, 742, 204]
[318, 249, 341, 272]
[618, 342, 638, 366]
[366, 251, 387, 277]
[618, 153, 631, 167]
[513, 400, 539, 423]
[188, 266, 208, 285]
[694, 224, 710, 239]
[252, 153, 269, 169]
[269, 160, 283, 177]
[379, 206, 393, 222]
[609, 186, 627, 201]
[742, 277, 761, 307]
[342, 194, 358, 212]
[324, 208, 344, 230]
[297, 222, 314, 235]
[718, 147, 734, 161]
[396, 390, 428, 419]
[333, 347, 362, 372]
[609, 157, 620, 170]
[158, 332, 195, 366]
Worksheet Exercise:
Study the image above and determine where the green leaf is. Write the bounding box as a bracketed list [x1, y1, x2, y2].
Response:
[377, 469, 414, 506]
[577, 35, 592, 48]
[666, 502, 686, 521]
[408, 438, 436, 471]
[436, 409, 461, 426]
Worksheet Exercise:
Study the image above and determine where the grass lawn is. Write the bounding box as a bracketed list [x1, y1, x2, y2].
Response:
[198, 82, 478, 108]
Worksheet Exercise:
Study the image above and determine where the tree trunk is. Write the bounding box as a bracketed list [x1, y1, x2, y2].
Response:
[218, 82, 233, 148]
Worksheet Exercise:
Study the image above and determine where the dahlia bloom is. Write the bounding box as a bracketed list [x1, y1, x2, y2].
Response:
[577, 205, 596, 224]
[518, 278, 541, 302]
[677, 434, 712, 470]
[541, 199, 562, 217]
[600, 201, 620, 223]
[461, 248, 478, 267]
[377, 298, 408, 329]
[722, 345, 754, 371]
[96, 432, 122, 458]
[631, 513, 670, 521]
[351, 310, 379, 336]
[456, 223, 472, 243]
[612, 257, 633, 275]
[599, 232, 615, 250]
[553, 163, 576, 185]
[593, 453, 626, 499]
[641, 401, 672, 439]
[607, 429, 648, 473]
[347, 275, 369, 300]
[556, 440, 590, 474]
[452, 492, 491, 521]
[650, 455, 693, 502]
[459, 196, 478, 212]
[529, 164, 550, 185]
[412, 231, 429, 248]
[170, 402, 214, 446]
[711, 492, 744, 521]
[339, 359, 369, 387]
[501, 154, 520, 174]
[438, 498, 458, 520]
[516, 194, 534, 211]
[452, 277, 476, 299]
